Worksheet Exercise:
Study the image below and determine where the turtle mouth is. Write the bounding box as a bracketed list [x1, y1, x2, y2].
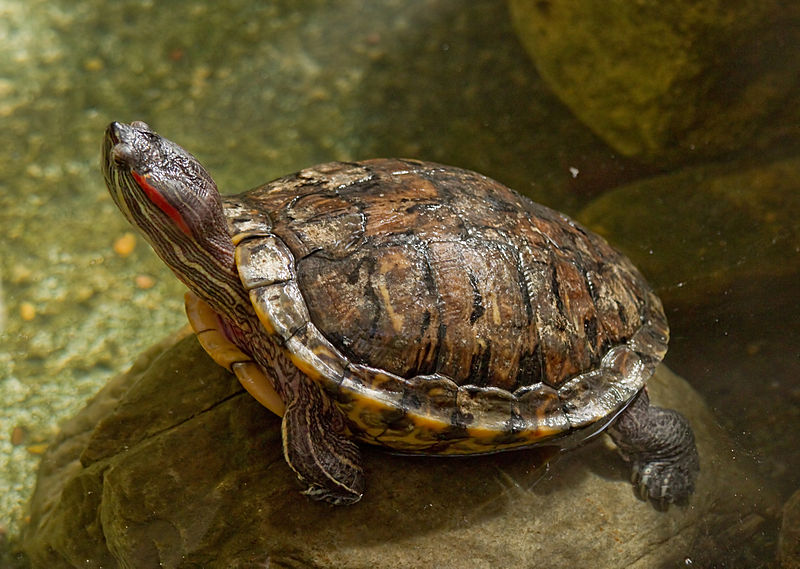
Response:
[105, 122, 132, 163]
[102, 125, 118, 175]
[105, 121, 158, 171]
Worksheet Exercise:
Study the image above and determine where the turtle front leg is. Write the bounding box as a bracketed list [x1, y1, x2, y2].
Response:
[282, 377, 365, 505]
[607, 389, 699, 509]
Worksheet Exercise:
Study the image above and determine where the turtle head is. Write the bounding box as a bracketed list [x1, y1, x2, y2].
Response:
[103, 122, 243, 311]
[103, 121, 229, 247]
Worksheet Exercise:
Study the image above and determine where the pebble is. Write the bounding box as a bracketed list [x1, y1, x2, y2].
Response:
[84, 58, 104, 72]
[19, 302, 36, 321]
[10, 263, 32, 283]
[113, 232, 137, 257]
[10, 426, 25, 446]
[26, 444, 48, 455]
[135, 274, 156, 289]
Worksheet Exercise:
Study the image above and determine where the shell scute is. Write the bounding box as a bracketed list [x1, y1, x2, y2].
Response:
[276, 191, 366, 260]
[403, 375, 460, 418]
[514, 383, 570, 437]
[236, 236, 294, 289]
[248, 280, 309, 341]
[285, 324, 348, 383]
[298, 240, 444, 379]
[296, 161, 373, 189]
[558, 365, 629, 428]
[223, 197, 272, 243]
[456, 385, 517, 438]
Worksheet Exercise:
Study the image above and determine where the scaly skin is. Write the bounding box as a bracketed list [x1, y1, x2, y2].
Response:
[608, 389, 700, 508]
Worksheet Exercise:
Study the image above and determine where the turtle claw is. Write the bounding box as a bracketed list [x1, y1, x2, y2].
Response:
[302, 483, 363, 506]
[630, 456, 696, 509]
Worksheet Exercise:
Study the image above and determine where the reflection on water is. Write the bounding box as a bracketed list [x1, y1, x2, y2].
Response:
[0, 0, 797, 566]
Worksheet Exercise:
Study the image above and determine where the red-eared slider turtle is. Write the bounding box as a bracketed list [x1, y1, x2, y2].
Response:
[103, 121, 699, 508]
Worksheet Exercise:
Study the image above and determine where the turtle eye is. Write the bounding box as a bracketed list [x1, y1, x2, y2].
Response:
[111, 143, 135, 167]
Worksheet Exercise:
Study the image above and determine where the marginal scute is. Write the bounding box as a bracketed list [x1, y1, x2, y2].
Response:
[559, 367, 627, 428]
[285, 324, 348, 384]
[514, 383, 570, 436]
[405, 374, 459, 418]
[601, 346, 647, 389]
[249, 281, 310, 341]
[627, 298, 669, 362]
[343, 364, 406, 410]
[236, 236, 294, 289]
[223, 197, 272, 243]
[456, 386, 517, 437]
[340, 366, 406, 431]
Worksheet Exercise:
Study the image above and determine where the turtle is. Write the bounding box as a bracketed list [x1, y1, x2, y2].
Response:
[102, 121, 699, 508]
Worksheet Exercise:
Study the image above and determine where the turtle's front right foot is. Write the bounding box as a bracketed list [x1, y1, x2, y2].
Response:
[281, 379, 365, 505]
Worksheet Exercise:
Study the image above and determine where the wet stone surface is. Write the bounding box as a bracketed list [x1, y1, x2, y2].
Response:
[23, 334, 777, 568]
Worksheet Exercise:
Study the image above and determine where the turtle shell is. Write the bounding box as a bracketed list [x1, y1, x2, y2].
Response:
[224, 159, 668, 454]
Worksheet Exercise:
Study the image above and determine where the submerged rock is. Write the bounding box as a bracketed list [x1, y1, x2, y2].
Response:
[23, 332, 775, 568]
[780, 489, 800, 569]
[578, 155, 800, 308]
[509, 0, 800, 164]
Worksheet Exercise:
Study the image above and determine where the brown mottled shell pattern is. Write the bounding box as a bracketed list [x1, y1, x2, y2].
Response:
[225, 159, 668, 454]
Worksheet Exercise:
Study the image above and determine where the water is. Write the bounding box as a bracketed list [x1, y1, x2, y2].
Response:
[1, 1, 797, 566]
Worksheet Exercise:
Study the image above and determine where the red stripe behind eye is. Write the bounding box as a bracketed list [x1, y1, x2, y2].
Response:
[131, 171, 192, 235]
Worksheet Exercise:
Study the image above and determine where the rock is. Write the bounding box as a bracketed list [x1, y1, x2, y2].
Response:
[23, 333, 777, 568]
[577, 155, 800, 308]
[508, 0, 800, 164]
[780, 489, 800, 569]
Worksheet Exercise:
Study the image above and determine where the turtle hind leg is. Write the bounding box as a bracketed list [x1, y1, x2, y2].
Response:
[607, 389, 699, 509]
[282, 379, 364, 505]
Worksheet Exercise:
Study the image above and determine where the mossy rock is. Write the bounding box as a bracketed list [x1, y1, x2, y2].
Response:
[509, 0, 800, 164]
